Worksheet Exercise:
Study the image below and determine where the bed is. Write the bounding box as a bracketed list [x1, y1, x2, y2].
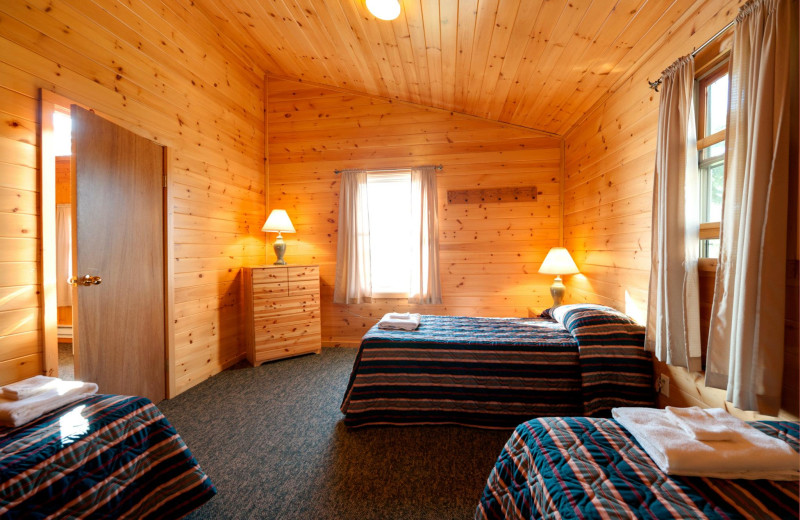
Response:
[0, 393, 215, 518]
[476, 416, 799, 519]
[340, 304, 654, 428]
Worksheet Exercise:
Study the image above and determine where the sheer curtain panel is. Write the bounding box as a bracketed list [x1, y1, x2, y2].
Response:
[334, 170, 373, 304]
[705, 0, 796, 413]
[645, 56, 703, 371]
[409, 166, 442, 304]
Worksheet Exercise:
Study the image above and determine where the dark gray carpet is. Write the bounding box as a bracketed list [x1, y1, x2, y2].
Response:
[158, 347, 512, 520]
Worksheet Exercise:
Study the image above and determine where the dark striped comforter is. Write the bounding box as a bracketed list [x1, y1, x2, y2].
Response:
[341, 316, 583, 428]
[558, 305, 654, 416]
[476, 417, 799, 519]
[0, 394, 215, 519]
[341, 313, 653, 428]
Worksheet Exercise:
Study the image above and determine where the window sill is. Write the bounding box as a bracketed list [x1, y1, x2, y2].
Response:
[698, 258, 718, 272]
[699, 222, 721, 240]
[372, 292, 409, 299]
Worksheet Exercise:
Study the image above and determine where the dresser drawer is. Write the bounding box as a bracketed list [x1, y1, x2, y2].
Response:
[288, 266, 319, 282]
[252, 268, 289, 285]
[288, 279, 319, 295]
[252, 294, 319, 318]
[253, 319, 321, 343]
[253, 310, 321, 327]
[252, 337, 323, 364]
[252, 281, 290, 298]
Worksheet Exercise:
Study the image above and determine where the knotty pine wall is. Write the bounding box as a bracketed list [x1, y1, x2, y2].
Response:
[0, 0, 267, 395]
[563, 0, 798, 420]
[266, 77, 562, 346]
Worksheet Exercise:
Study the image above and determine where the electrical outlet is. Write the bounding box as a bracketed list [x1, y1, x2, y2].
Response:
[658, 374, 670, 397]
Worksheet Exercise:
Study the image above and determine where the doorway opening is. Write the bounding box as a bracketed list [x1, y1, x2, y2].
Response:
[41, 91, 78, 382]
[53, 106, 75, 380]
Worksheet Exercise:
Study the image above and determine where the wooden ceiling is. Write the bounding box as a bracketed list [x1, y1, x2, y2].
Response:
[194, 0, 701, 135]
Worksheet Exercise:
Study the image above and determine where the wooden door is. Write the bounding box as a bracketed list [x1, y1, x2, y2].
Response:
[71, 106, 166, 403]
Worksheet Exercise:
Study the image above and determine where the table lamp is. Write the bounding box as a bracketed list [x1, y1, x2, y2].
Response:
[262, 209, 295, 265]
[538, 247, 579, 307]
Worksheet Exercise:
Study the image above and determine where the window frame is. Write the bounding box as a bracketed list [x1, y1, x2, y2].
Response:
[695, 60, 729, 261]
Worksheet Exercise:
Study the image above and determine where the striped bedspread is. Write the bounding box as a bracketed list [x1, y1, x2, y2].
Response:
[341, 316, 583, 428]
[557, 305, 654, 416]
[0, 394, 215, 519]
[476, 417, 799, 520]
[341, 309, 654, 428]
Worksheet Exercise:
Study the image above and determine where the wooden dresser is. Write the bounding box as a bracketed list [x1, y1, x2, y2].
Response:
[241, 265, 321, 366]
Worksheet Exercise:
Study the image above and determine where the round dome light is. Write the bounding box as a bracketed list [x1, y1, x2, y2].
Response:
[366, 0, 401, 21]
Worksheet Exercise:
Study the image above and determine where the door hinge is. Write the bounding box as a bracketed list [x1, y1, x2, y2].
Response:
[163, 175, 167, 188]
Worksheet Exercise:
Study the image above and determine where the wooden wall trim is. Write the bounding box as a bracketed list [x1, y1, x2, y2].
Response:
[164, 146, 176, 398]
[38, 90, 61, 377]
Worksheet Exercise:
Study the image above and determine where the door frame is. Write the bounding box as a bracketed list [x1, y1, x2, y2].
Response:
[39, 89, 176, 398]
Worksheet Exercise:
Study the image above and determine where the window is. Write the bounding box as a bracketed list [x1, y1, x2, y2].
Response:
[334, 166, 440, 305]
[696, 63, 728, 258]
[366, 172, 411, 297]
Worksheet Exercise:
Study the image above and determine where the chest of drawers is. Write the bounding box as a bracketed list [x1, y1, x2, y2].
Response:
[241, 265, 321, 366]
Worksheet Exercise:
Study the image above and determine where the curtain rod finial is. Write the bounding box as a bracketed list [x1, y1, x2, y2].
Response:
[648, 79, 662, 92]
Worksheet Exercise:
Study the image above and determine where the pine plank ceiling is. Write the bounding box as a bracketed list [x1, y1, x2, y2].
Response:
[194, 0, 701, 135]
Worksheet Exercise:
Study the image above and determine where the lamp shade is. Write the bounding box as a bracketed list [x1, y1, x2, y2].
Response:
[262, 209, 295, 233]
[366, 0, 401, 20]
[539, 247, 579, 275]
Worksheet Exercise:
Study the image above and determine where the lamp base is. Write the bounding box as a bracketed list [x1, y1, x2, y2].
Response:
[549, 275, 566, 307]
[272, 233, 287, 265]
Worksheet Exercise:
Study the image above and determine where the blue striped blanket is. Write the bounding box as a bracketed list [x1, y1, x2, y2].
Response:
[555, 304, 654, 416]
[341, 309, 653, 428]
[476, 417, 799, 519]
[0, 394, 215, 518]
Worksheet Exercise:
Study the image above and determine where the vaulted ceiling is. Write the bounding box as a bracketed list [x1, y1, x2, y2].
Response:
[194, 0, 700, 135]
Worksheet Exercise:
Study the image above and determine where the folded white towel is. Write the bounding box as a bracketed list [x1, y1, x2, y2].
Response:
[388, 312, 411, 320]
[612, 407, 799, 480]
[378, 313, 421, 331]
[2, 375, 60, 400]
[0, 380, 98, 427]
[666, 406, 735, 441]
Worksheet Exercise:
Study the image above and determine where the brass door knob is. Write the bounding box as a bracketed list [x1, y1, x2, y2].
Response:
[69, 275, 103, 286]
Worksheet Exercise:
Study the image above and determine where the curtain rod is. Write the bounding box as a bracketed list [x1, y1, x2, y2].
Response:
[334, 164, 444, 174]
[648, 20, 736, 92]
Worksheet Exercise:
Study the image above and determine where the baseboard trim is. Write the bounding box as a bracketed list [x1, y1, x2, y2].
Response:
[322, 341, 360, 348]
[57, 325, 73, 339]
[221, 352, 246, 370]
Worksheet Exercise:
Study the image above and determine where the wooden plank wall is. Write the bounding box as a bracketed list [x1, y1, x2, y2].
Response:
[563, 0, 798, 420]
[0, 0, 267, 395]
[266, 77, 562, 345]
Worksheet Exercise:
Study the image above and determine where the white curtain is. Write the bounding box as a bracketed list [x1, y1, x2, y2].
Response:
[409, 166, 442, 304]
[56, 204, 73, 307]
[334, 170, 373, 304]
[705, 0, 796, 413]
[645, 56, 703, 371]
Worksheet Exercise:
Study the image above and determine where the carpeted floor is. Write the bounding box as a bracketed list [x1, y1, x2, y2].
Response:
[158, 347, 512, 520]
[58, 343, 75, 381]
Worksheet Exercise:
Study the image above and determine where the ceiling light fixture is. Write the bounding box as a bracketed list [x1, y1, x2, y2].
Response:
[366, 0, 400, 21]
